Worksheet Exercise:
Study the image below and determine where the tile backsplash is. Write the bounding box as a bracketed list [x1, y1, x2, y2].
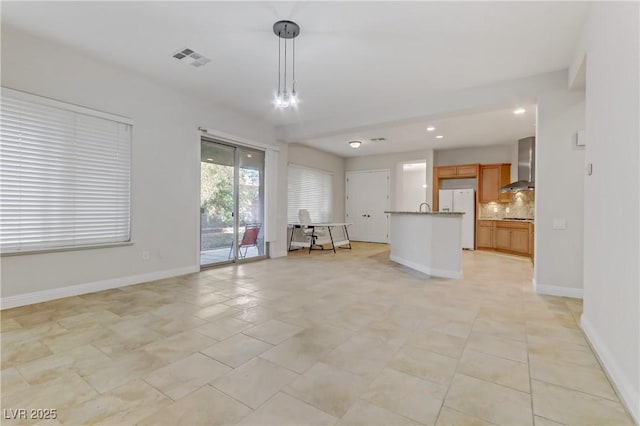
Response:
[479, 190, 535, 219]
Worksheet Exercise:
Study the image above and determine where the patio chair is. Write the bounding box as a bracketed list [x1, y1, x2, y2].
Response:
[228, 223, 261, 259]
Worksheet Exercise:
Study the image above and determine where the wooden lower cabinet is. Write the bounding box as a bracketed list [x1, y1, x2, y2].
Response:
[495, 227, 511, 250]
[509, 228, 530, 254]
[477, 221, 494, 248]
[476, 220, 534, 257]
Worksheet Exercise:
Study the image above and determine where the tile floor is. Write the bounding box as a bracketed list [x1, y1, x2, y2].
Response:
[0, 243, 634, 425]
[200, 247, 262, 266]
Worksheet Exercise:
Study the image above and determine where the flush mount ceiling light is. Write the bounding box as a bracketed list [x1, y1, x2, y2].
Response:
[513, 108, 526, 115]
[273, 20, 300, 109]
[349, 140, 362, 149]
[426, 126, 435, 131]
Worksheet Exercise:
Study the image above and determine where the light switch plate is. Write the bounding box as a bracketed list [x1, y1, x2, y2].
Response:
[552, 218, 567, 230]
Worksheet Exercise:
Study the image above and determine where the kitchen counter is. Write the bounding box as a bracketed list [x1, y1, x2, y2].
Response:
[386, 211, 463, 279]
[385, 211, 465, 215]
[479, 218, 534, 223]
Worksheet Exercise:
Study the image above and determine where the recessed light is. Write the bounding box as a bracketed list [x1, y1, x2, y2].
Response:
[349, 140, 362, 149]
[247, 153, 252, 158]
[426, 126, 435, 132]
[513, 108, 526, 115]
[206, 158, 213, 161]
[422, 184, 427, 188]
[435, 135, 444, 139]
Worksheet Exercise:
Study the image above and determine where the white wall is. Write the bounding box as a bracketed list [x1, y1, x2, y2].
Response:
[287, 144, 345, 222]
[345, 149, 434, 209]
[0, 26, 286, 304]
[534, 92, 585, 297]
[435, 144, 516, 166]
[577, 2, 639, 421]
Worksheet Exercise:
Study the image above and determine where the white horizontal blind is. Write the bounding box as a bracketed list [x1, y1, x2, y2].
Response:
[0, 90, 131, 253]
[287, 163, 333, 223]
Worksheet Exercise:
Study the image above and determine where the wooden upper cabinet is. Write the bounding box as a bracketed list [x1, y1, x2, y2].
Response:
[455, 165, 478, 177]
[479, 163, 511, 203]
[436, 164, 478, 179]
[437, 166, 457, 178]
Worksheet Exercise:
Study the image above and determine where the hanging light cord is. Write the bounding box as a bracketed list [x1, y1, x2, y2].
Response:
[292, 33, 296, 92]
[284, 25, 287, 94]
[277, 31, 281, 95]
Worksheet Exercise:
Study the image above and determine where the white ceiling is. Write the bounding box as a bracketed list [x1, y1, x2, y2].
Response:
[3, 1, 587, 135]
[299, 105, 537, 157]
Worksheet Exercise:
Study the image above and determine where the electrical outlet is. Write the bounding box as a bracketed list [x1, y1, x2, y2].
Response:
[142, 251, 150, 261]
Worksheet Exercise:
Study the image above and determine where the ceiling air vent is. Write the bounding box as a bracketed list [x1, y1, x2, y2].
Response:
[371, 137, 387, 142]
[172, 48, 211, 68]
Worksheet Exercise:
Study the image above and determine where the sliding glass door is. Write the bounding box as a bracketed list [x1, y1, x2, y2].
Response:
[200, 139, 266, 267]
[237, 148, 265, 260]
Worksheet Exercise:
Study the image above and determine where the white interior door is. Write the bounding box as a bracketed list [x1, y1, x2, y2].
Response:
[346, 170, 390, 243]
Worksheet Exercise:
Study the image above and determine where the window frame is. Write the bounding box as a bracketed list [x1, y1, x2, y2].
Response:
[0, 87, 134, 256]
[287, 163, 334, 224]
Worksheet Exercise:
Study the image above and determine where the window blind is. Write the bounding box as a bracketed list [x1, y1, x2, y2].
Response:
[0, 88, 132, 253]
[287, 163, 333, 223]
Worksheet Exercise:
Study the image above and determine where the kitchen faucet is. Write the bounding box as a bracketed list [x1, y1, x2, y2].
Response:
[419, 202, 431, 212]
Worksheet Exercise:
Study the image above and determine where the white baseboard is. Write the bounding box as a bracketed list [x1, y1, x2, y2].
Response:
[270, 248, 287, 258]
[581, 315, 639, 423]
[0, 265, 199, 310]
[390, 255, 462, 279]
[532, 278, 583, 299]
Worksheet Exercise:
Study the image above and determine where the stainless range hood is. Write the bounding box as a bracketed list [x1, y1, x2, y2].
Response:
[500, 136, 535, 192]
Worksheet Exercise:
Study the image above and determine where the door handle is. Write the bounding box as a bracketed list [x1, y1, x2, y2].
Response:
[362, 214, 367, 217]
[367, 215, 371, 217]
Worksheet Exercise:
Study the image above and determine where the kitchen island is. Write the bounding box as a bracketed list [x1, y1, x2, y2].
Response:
[385, 211, 465, 279]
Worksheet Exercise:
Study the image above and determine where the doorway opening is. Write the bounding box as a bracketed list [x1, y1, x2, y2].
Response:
[396, 160, 428, 211]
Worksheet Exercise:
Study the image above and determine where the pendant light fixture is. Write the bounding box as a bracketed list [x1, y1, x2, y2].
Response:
[273, 20, 300, 109]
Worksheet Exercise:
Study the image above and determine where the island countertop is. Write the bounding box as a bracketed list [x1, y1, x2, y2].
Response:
[384, 211, 465, 215]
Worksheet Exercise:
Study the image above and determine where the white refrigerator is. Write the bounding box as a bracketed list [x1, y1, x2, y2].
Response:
[439, 189, 475, 250]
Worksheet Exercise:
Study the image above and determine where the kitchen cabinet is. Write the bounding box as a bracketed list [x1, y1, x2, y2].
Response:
[437, 166, 457, 178]
[495, 227, 511, 250]
[476, 220, 534, 257]
[436, 164, 478, 179]
[455, 164, 478, 177]
[494, 220, 533, 256]
[477, 220, 494, 248]
[433, 164, 479, 210]
[479, 163, 511, 203]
